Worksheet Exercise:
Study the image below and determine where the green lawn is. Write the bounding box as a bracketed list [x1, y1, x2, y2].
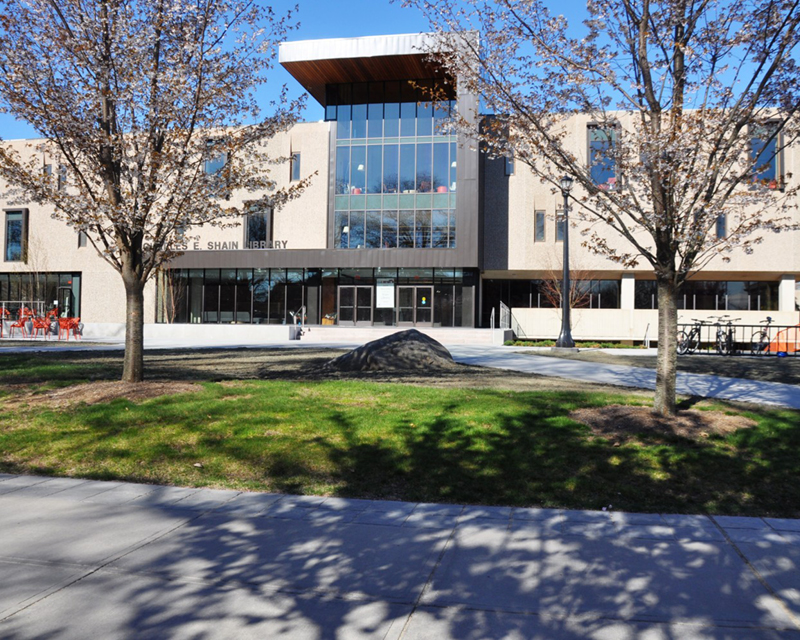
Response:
[2, 356, 799, 516]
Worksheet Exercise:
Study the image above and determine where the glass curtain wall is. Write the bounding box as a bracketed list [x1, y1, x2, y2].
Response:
[634, 280, 779, 310]
[328, 81, 458, 250]
[0, 272, 81, 317]
[482, 279, 621, 327]
[158, 268, 477, 327]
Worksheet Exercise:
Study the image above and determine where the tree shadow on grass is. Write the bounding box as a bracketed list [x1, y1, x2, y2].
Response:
[309, 390, 800, 517]
[6, 382, 800, 517]
[3, 384, 800, 636]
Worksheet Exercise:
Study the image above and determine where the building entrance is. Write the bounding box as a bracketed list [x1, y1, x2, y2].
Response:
[397, 286, 433, 325]
[338, 285, 373, 325]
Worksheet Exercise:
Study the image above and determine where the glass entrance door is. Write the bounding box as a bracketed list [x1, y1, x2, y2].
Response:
[338, 286, 373, 325]
[397, 286, 433, 325]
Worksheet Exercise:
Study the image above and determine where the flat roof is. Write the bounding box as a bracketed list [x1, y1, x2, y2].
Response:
[279, 33, 448, 106]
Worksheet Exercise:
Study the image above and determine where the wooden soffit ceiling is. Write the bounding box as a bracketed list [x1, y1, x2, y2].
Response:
[281, 54, 448, 106]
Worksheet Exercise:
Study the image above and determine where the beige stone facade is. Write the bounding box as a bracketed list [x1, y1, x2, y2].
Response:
[2, 35, 798, 342]
[481, 111, 800, 341]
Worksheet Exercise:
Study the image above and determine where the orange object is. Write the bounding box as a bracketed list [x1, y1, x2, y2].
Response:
[30, 316, 51, 339]
[768, 326, 800, 353]
[58, 317, 82, 340]
[9, 316, 28, 338]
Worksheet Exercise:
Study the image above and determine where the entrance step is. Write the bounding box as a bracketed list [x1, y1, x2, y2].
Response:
[299, 326, 510, 345]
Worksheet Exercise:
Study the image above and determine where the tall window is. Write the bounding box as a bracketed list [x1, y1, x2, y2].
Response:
[57, 164, 67, 191]
[556, 210, 565, 242]
[588, 124, 618, 190]
[504, 156, 514, 176]
[204, 140, 229, 198]
[750, 123, 780, 187]
[204, 141, 227, 175]
[4, 210, 27, 262]
[245, 209, 271, 248]
[328, 80, 457, 251]
[77, 230, 88, 248]
[534, 210, 546, 242]
[290, 152, 301, 182]
[716, 214, 726, 239]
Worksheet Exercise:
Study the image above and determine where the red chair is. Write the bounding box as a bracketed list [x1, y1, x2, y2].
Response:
[58, 317, 82, 340]
[70, 317, 82, 340]
[31, 316, 51, 339]
[9, 313, 30, 338]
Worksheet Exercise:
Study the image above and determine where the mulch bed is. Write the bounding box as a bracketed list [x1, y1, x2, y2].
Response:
[570, 404, 756, 442]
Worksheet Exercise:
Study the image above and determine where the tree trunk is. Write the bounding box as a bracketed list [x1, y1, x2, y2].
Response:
[122, 276, 145, 383]
[654, 275, 678, 416]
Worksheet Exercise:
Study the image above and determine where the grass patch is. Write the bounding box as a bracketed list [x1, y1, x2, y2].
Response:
[2, 360, 799, 516]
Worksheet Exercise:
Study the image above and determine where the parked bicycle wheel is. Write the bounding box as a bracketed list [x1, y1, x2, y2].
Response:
[750, 330, 769, 355]
[716, 330, 730, 355]
[677, 330, 693, 355]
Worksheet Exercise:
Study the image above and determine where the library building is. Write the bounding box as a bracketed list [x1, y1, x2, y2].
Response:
[2, 32, 798, 342]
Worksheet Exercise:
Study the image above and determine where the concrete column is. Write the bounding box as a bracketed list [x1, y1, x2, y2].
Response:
[620, 273, 636, 310]
[779, 274, 796, 312]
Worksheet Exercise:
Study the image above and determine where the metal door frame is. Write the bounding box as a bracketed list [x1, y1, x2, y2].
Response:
[396, 285, 434, 326]
[337, 285, 374, 326]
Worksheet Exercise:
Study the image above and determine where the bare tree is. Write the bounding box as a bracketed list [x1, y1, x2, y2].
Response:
[0, 0, 309, 381]
[539, 245, 594, 314]
[13, 229, 50, 310]
[403, 0, 800, 414]
[155, 266, 185, 324]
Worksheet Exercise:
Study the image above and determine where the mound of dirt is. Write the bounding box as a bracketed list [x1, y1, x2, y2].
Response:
[570, 405, 756, 442]
[323, 329, 456, 372]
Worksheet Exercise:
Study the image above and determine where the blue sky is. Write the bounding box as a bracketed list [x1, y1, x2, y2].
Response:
[0, 0, 436, 139]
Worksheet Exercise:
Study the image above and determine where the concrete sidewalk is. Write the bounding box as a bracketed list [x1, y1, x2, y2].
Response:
[1, 474, 799, 639]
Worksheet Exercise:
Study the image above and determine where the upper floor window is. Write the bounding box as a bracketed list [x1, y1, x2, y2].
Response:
[77, 230, 88, 248]
[245, 208, 271, 248]
[204, 140, 229, 198]
[290, 152, 301, 182]
[750, 122, 781, 188]
[4, 210, 27, 262]
[716, 214, 726, 240]
[588, 124, 618, 190]
[57, 164, 67, 191]
[534, 210, 546, 242]
[505, 156, 514, 176]
[326, 80, 456, 141]
[204, 142, 227, 175]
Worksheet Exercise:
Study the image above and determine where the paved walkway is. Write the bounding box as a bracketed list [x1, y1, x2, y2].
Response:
[3, 336, 800, 409]
[449, 345, 800, 409]
[1, 474, 799, 639]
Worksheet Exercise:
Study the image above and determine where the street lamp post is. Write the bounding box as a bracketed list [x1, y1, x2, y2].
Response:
[555, 175, 575, 349]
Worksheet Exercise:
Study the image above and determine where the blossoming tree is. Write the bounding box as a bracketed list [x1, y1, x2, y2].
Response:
[0, 0, 308, 381]
[404, 0, 800, 414]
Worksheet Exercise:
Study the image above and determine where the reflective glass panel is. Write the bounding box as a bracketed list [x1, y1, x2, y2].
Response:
[365, 211, 381, 248]
[367, 145, 382, 194]
[383, 144, 399, 193]
[384, 102, 399, 137]
[399, 144, 415, 193]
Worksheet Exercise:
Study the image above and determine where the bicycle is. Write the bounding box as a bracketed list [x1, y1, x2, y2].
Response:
[677, 318, 708, 355]
[710, 315, 740, 355]
[750, 316, 774, 355]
